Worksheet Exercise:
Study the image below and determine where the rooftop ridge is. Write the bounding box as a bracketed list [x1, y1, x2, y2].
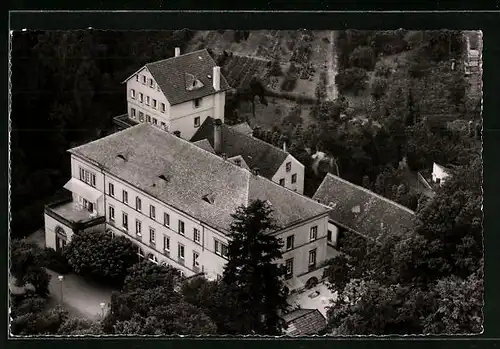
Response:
[145, 48, 213, 67]
[224, 122, 289, 156]
[323, 173, 416, 215]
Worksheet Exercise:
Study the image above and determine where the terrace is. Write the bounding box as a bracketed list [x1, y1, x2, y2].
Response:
[112, 113, 139, 132]
[45, 198, 105, 231]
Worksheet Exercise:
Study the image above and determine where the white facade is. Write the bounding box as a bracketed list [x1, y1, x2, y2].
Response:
[272, 154, 305, 194]
[45, 153, 329, 288]
[432, 163, 451, 186]
[125, 66, 226, 141]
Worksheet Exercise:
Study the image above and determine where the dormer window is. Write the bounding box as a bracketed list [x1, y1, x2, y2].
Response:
[194, 98, 202, 108]
[202, 193, 215, 205]
[185, 73, 204, 91]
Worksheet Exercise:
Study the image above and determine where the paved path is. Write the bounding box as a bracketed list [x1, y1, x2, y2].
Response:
[325, 31, 339, 101]
[47, 269, 115, 320]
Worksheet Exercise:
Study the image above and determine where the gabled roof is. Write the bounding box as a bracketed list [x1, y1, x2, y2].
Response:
[138, 49, 231, 106]
[282, 309, 326, 336]
[192, 139, 215, 154]
[191, 117, 290, 179]
[69, 124, 328, 233]
[229, 122, 253, 136]
[313, 173, 416, 241]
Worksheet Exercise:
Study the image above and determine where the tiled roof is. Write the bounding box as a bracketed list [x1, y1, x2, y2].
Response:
[229, 122, 253, 136]
[313, 173, 416, 241]
[144, 49, 231, 106]
[192, 139, 215, 154]
[191, 117, 290, 179]
[282, 309, 326, 336]
[69, 124, 328, 233]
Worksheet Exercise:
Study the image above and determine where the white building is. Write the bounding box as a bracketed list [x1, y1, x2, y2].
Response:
[44, 124, 331, 290]
[431, 162, 451, 186]
[191, 117, 305, 194]
[119, 48, 231, 141]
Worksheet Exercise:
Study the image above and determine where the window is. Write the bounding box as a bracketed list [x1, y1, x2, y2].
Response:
[194, 98, 201, 108]
[194, 228, 201, 244]
[146, 96, 150, 105]
[142, 75, 146, 84]
[308, 249, 317, 268]
[122, 212, 128, 230]
[157, 85, 160, 92]
[291, 173, 297, 184]
[136, 197, 142, 211]
[108, 205, 115, 222]
[149, 227, 156, 244]
[79, 167, 96, 187]
[148, 253, 158, 264]
[310, 226, 318, 241]
[178, 220, 185, 235]
[131, 108, 136, 118]
[279, 178, 285, 186]
[163, 212, 170, 226]
[122, 190, 128, 204]
[161, 103, 166, 113]
[153, 118, 158, 125]
[161, 121, 166, 129]
[214, 239, 228, 258]
[146, 115, 151, 123]
[194, 116, 201, 127]
[108, 183, 115, 197]
[286, 235, 294, 250]
[163, 235, 170, 253]
[153, 99, 157, 109]
[149, 78, 154, 88]
[286, 162, 292, 172]
[135, 74, 139, 82]
[135, 219, 141, 236]
[193, 251, 200, 269]
[139, 92, 143, 103]
[139, 112, 144, 122]
[130, 89, 136, 99]
[150, 205, 156, 220]
[327, 230, 332, 242]
[285, 258, 294, 279]
[178, 244, 185, 260]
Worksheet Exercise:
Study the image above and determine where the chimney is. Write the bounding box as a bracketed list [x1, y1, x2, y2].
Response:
[173, 130, 181, 138]
[282, 140, 287, 153]
[175, 47, 181, 57]
[252, 167, 260, 176]
[213, 66, 221, 91]
[214, 119, 223, 154]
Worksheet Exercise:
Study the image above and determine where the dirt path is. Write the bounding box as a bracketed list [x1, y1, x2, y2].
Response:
[325, 31, 338, 101]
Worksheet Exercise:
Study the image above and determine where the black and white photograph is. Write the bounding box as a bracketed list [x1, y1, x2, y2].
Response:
[9, 28, 483, 336]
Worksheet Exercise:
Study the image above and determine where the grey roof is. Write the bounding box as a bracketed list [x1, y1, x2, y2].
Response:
[282, 309, 326, 336]
[143, 49, 231, 106]
[191, 117, 290, 179]
[69, 124, 328, 233]
[192, 139, 215, 154]
[229, 122, 253, 136]
[313, 173, 416, 241]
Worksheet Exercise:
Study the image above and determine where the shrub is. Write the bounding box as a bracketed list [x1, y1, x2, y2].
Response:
[335, 67, 368, 95]
[64, 231, 138, 286]
[269, 59, 283, 76]
[371, 77, 388, 101]
[374, 61, 393, 78]
[42, 247, 71, 275]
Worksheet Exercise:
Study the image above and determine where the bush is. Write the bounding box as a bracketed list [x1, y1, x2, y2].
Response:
[374, 61, 393, 78]
[371, 77, 388, 101]
[42, 247, 71, 275]
[369, 30, 408, 56]
[269, 59, 283, 76]
[335, 67, 368, 95]
[64, 231, 138, 286]
[348, 46, 376, 71]
[281, 75, 297, 92]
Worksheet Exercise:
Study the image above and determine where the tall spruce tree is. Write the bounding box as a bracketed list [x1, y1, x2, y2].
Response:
[223, 199, 288, 335]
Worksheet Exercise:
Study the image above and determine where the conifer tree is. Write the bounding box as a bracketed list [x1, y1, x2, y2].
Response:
[222, 200, 288, 335]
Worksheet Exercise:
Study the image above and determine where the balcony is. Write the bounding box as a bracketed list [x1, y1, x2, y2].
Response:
[113, 114, 139, 131]
[45, 198, 105, 232]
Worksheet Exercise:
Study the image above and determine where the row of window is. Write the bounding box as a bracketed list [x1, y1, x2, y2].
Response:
[130, 108, 167, 129]
[107, 182, 229, 258]
[135, 74, 160, 91]
[284, 248, 317, 278]
[284, 226, 318, 251]
[279, 173, 297, 187]
[79, 167, 96, 187]
[130, 89, 166, 112]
